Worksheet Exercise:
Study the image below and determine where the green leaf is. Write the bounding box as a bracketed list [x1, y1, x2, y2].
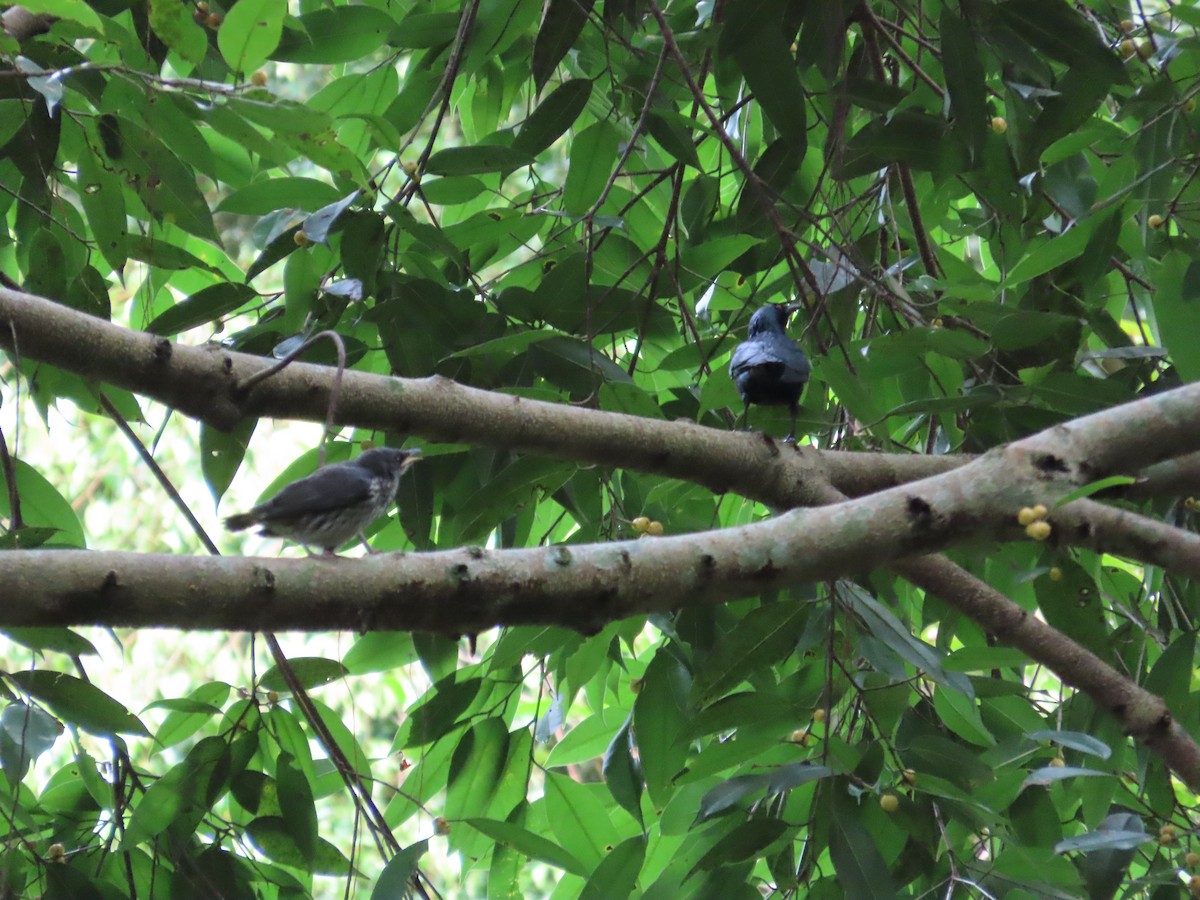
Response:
[829, 783, 898, 900]
[514, 79, 593, 158]
[721, 1, 806, 153]
[218, 0, 287, 73]
[602, 714, 643, 826]
[200, 418, 256, 506]
[425, 145, 536, 176]
[272, 6, 395, 64]
[690, 605, 808, 704]
[940, 7, 986, 162]
[531, 0, 595, 91]
[690, 817, 789, 875]
[147, 283, 257, 336]
[258, 657, 349, 693]
[562, 121, 620, 215]
[217, 177, 344, 215]
[465, 816, 588, 876]
[544, 771, 620, 871]
[632, 651, 689, 808]
[0, 458, 85, 548]
[372, 841, 428, 900]
[15, 0, 101, 32]
[0, 628, 96, 656]
[7, 671, 147, 738]
[302, 190, 361, 244]
[579, 835, 645, 900]
[276, 751, 317, 863]
[446, 719, 509, 820]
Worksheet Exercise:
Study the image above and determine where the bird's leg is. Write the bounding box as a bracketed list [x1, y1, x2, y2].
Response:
[741, 398, 752, 432]
[784, 404, 798, 443]
[358, 532, 378, 554]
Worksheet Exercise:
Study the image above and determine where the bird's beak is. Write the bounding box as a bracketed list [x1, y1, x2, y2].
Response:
[402, 449, 423, 467]
[784, 302, 804, 317]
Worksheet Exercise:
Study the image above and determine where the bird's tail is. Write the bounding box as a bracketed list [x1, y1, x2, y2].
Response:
[224, 513, 257, 532]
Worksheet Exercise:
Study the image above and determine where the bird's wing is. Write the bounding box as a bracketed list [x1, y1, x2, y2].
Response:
[254, 464, 374, 519]
[730, 337, 810, 384]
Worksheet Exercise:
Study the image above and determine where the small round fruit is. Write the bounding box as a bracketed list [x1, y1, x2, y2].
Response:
[196, 1, 209, 10]
[646, 520, 664, 536]
[434, 816, 450, 835]
[631, 516, 650, 533]
[1189, 873, 1200, 896]
[205, 12, 222, 27]
[1187, 851, 1200, 868]
[1118, 19, 1135, 34]
[812, 708, 826, 724]
[1160, 824, 1178, 845]
[790, 728, 810, 745]
[1186, 98, 1197, 114]
[1187, 497, 1198, 510]
[1049, 756, 1065, 768]
[1148, 213, 1165, 229]
[293, 230, 310, 246]
[1030, 504, 1048, 520]
[251, 70, 268, 87]
[931, 317, 944, 327]
[1137, 41, 1154, 60]
[1026, 521, 1052, 541]
[1049, 567, 1063, 581]
[990, 116, 1007, 134]
[1119, 39, 1137, 59]
[266, 690, 279, 703]
[879, 794, 900, 813]
[48, 843, 66, 861]
[1017, 507, 1036, 526]
[901, 769, 917, 786]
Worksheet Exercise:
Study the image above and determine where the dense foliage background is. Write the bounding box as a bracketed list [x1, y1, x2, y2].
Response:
[2, 0, 1200, 897]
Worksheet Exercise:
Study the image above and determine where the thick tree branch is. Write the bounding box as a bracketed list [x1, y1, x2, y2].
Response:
[0, 285, 959, 505]
[897, 555, 1200, 790]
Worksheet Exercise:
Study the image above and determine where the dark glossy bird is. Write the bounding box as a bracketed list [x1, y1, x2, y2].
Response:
[225, 447, 421, 555]
[729, 304, 810, 442]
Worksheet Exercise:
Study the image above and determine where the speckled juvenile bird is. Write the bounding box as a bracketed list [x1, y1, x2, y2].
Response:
[729, 303, 810, 442]
[225, 447, 421, 555]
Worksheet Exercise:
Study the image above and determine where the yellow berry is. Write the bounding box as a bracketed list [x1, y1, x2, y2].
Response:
[879, 794, 900, 813]
[631, 516, 650, 533]
[790, 728, 810, 745]
[1118, 19, 1135, 34]
[990, 116, 1007, 134]
[1017, 507, 1038, 526]
[266, 690, 279, 703]
[1190, 874, 1200, 897]
[205, 12, 222, 27]
[293, 230, 310, 247]
[1148, 213, 1165, 229]
[1026, 521, 1052, 541]
[434, 816, 450, 835]
[48, 843, 66, 861]
[812, 708, 826, 724]
[1187, 497, 1198, 510]
[1186, 98, 1197, 114]
[901, 769, 917, 786]
[1049, 567, 1063, 581]
[646, 520, 664, 536]
[1137, 40, 1154, 60]
[931, 317, 944, 327]
[1049, 756, 1065, 767]
[251, 70, 268, 87]
[196, 1, 209, 9]
[1187, 852, 1200, 868]
[1030, 504, 1048, 520]
[1119, 39, 1138, 58]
